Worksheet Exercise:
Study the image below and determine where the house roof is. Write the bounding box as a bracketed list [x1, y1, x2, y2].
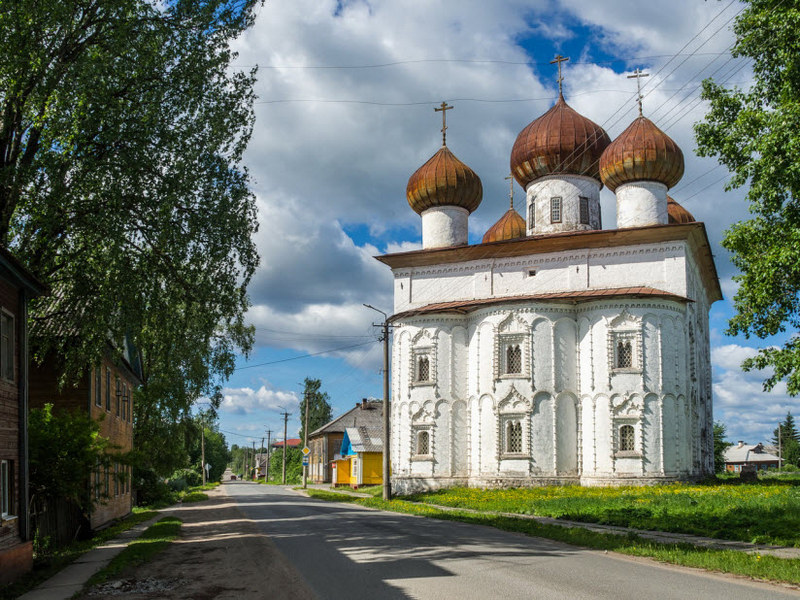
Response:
[343, 426, 384, 454]
[309, 400, 384, 437]
[724, 443, 782, 464]
[391, 287, 690, 321]
[271, 438, 302, 448]
[0, 246, 48, 296]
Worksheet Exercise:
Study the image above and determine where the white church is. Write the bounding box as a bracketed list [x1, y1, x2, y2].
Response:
[377, 74, 722, 492]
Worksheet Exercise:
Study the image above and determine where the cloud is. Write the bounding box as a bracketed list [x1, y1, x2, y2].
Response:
[220, 384, 299, 415]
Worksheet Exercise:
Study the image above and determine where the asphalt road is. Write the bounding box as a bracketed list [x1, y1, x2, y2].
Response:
[225, 482, 799, 600]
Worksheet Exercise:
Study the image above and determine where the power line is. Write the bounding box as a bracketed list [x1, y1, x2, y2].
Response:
[233, 340, 378, 371]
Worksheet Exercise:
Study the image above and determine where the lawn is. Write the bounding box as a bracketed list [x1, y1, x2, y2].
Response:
[404, 476, 800, 547]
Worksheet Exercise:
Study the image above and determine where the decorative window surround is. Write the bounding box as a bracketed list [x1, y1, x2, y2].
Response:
[411, 426, 433, 460]
[607, 311, 643, 374]
[411, 348, 435, 386]
[497, 387, 531, 459]
[612, 395, 643, 458]
[494, 313, 531, 382]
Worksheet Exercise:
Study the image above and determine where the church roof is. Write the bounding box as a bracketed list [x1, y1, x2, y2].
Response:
[482, 206, 526, 243]
[390, 287, 690, 320]
[406, 146, 483, 215]
[667, 197, 695, 224]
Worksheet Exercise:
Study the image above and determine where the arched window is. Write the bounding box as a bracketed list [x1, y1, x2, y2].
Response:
[417, 356, 430, 382]
[416, 430, 430, 455]
[616, 340, 632, 369]
[505, 344, 522, 374]
[506, 420, 522, 453]
[619, 424, 635, 452]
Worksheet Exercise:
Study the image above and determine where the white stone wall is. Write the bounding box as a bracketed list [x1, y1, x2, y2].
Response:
[390, 296, 714, 493]
[421, 206, 469, 249]
[525, 174, 602, 234]
[615, 181, 669, 229]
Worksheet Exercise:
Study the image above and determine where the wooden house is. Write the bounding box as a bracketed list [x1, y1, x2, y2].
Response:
[308, 399, 383, 484]
[332, 426, 384, 488]
[0, 248, 46, 584]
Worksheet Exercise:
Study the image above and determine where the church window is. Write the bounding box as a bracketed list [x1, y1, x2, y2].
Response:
[619, 424, 635, 452]
[416, 356, 430, 382]
[550, 197, 562, 223]
[616, 340, 633, 369]
[506, 420, 522, 453]
[528, 203, 535, 228]
[505, 344, 522, 374]
[579, 197, 589, 224]
[416, 430, 430, 456]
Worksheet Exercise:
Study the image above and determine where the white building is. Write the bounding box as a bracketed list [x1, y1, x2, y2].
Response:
[377, 94, 721, 493]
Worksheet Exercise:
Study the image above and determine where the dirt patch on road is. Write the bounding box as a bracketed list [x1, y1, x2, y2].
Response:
[79, 486, 316, 600]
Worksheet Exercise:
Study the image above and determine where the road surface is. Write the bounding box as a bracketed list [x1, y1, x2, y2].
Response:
[225, 482, 799, 600]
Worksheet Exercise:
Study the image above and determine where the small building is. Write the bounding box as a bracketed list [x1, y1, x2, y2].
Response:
[271, 438, 301, 450]
[253, 452, 269, 478]
[0, 247, 46, 584]
[333, 426, 384, 488]
[29, 337, 141, 530]
[724, 442, 782, 472]
[308, 399, 383, 484]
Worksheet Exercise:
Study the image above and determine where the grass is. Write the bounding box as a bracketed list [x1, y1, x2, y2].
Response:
[180, 492, 208, 503]
[0, 509, 157, 600]
[305, 490, 800, 586]
[404, 478, 800, 547]
[85, 516, 182, 588]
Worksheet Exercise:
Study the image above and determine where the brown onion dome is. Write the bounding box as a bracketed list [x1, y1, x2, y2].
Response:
[406, 146, 483, 215]
[510, 95, 611, 187]
[599, 116, 684, 192]
[667, 196, 695, 224]
[482, 206, 526, 243]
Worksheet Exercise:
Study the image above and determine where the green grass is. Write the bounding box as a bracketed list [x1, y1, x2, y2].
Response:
[0, 509, 157, 600]
[180, 492, 208, 503]
[305, 490, 800, 586]
[403, 478, 800, 547]
[85, 516, 182, 588]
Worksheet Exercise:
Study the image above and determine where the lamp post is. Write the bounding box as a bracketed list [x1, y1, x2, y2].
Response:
[364, 303, 391, 501]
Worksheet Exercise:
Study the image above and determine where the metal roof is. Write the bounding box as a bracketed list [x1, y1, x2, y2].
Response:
[724, 443, 782, 464]
[344, 426, 384, 454]
[309, 400, 384, 437]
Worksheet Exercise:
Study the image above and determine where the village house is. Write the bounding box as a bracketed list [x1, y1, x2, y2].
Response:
[724, 442, 782, 472]
[308, 399, 383, 484]
[332, 426, 384, 488]
[28, 337, 141, 530]
[0, 248, 46, 584]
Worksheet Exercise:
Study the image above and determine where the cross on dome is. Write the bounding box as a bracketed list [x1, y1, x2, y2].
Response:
[627, 68, 650, 116]
[550, 54, 569, 96]
[505, 173, 514, 210]
[434, 101, 453, 146]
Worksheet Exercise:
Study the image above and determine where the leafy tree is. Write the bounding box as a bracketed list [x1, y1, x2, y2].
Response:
[783, 438, 800, 468]
[298, 378, 333, 444]
[28, 404, 123, 514]
[695, 0, 800, 395]
[1, 0, 260, 478]
[771, 412, 800, 467]
[269, 447, 302, 484]
[713, 422, 732, 473]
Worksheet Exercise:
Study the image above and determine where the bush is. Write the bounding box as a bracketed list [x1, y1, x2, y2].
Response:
[134, 468, 177, 508]
[168, 468, 202, 491]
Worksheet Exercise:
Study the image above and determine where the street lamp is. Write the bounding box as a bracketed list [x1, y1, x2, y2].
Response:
[364, 303, 392, 501]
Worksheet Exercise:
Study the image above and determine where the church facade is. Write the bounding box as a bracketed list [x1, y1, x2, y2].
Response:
[377, 88, 721, 493]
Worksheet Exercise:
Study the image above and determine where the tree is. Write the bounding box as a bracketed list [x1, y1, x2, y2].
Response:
[1, 0, 260, 479]
[298, 378, 333, 444]
[695, 0, 800, 395]
[713, 422, 732, 473]
[771, 412, 800, 467]
[187, 414, 230, 483]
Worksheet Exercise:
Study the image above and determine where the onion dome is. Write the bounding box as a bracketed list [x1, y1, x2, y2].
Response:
[482, 205, 526, 243]
[667, 196, 695, 224]
[406, 146, 483, 215]
[599, 116, 684, 192]
[510, 95, 612, 187]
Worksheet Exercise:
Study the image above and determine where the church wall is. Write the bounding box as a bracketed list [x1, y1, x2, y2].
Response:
[531, 393, 554, 474]
[479, 395, 496, 474]
[434, 401, 451, 477]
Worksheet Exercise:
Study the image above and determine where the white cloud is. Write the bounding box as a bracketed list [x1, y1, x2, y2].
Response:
[220, 384, 299, 415]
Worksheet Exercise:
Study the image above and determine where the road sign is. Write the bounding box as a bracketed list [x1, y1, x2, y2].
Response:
[302, 446, 310, 456]
[302, 459, 309, 467]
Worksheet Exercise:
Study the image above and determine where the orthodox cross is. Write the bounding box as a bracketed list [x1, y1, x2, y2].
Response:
[434, 101, 453, 146]
[505, 173, 514, 210]
[550, 54, 569, 96]
[627, 68, 650, 116]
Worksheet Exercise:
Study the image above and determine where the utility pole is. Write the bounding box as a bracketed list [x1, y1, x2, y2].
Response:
[303, 387, 310, 489]
[364, 304, 392, 501]
[265, 430, 272, 483]
[200, 414, 206, 486]
[281, 411, 290, 485]
[779, 424, 783, 471]
[260, 437, 265, 482]
[251, 440, 256, 481]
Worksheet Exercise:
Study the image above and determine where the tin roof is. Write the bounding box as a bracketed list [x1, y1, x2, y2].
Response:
[482, 207, 526, 244]
[724, 443, 782, 464]
[407, 146, 483, 215]
[344, 426, 384, 454]
[309, 400, 384, 437]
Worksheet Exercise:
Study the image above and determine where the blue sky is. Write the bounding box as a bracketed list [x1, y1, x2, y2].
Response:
[214, 0, 796, 450]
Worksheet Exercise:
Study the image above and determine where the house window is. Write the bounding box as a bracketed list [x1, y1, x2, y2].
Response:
[550, 197, 562, 223]
[506, 420, 523, 453]
[0, 312, 13, 381]
[105, 466, 110, 496]
[616, 340, 633, 369]
[416, 430, 430, 456]
[351, 458, 358, 478]
[579, 196, 589, 224]
[94, 462, 101, 500]
[106, 368, 112, 412]
[114, 463, 119, 496]
[95, 368, 102, 407]
[416, 355, 430, 382]
[123, 383, 128, 421]
[1, 460, 11, 517]
[505, 344, 522, 374]
[619, 424, 635, 452]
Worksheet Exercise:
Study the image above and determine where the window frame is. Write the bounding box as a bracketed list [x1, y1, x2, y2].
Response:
[1, 459, 11, 518]
[550, 196, 562, 224]
[609, 330, 642, 374]
[411, 347, 435, 387]
[579, 196, 589, 224]
[500, 414, 528, 458]
[0, 311, 14, 382]
[614, 421, 641, 457]
[411, 427, 433, 460]
[497, 333, 529, 380]
[106, 367, 112, 412]
[95, 368, 102, 407]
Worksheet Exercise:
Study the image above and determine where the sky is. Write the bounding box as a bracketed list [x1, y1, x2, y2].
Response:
[214, 0, 796, 451]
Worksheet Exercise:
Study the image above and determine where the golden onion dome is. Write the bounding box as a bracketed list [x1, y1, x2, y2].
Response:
[510, 95, 611, 187]
[482, 205, 526, 243]
[599, 116, 684, 192]
[667, 196, 695, 224]
[406, 146, 482, 215]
